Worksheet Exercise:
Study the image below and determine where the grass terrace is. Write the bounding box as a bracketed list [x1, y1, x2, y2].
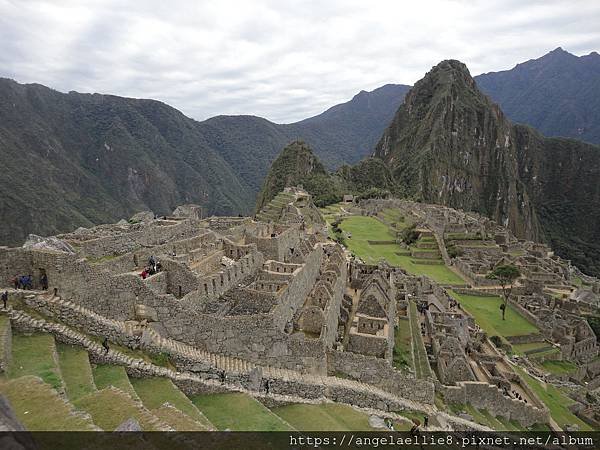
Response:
[8, 333, 62, 390]
[92, 364, 138, 399]
[191, 392, 293, 431]
[448, 291, 539, 339]
[393, 318, 413, 372]
[515, 367, 592, 431]
[538, 360, 578, 375]
[57, 344, 96, 401]
[338, 216, 465, 285]
[272, 403, 376, 431]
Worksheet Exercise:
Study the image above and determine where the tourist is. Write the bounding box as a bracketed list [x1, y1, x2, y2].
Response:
[12, 276, 19, 290]
[264, 379, 271, 394]
[156, 261, 162, 272]
[424, 415, 429, 428]
[53, 287, 58, 297]
[148, 255, 156, 268]
[219, 370, 226, 384]
[172, 249, 176, 258]
[102, 337, 110, 354]
[140, 268, 148, 280]
[40, 273, 48, 290]
[1, 291, 8, 309]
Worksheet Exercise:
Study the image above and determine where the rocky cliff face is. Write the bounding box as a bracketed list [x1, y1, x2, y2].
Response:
[374, 60, 541, 240]
[374, 60, 600, 276]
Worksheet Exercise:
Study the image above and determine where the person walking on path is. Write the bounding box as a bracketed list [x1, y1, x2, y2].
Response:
[1, 291, 8, 309]
[102, 337, 110, 354]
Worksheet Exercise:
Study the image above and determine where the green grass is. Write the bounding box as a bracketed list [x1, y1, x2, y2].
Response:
[272, 403, 375, 431]
[515, 367, 592, 431]
[448, 291, 539, 338]
[57, 344, 96, 401]
[512, 342, 551, 355]
[151, 404, 210, 431]
[130, 377, 212, 428]
[408, 301, 431, 378]
[393, 318, 412, 372]
[74, 388, 163, 431]
[92, 364, 138, 399]
[191, 392, 293, 431]
[8, 333, 62, 390]
[539, 360, 578, 375]
[0, 376, 97, 430]
[339, 216, 465, 285]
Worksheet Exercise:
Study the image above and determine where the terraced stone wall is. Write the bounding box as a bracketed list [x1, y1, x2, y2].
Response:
[440, 381, 549, 427]
[327, 350, 435, 404]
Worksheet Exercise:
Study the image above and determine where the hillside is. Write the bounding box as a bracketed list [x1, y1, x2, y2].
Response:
[0, 78, 408, 246]
[0, 78, 253, 246]
[476, 48, 600, 145]
[374, 60, 600, 276]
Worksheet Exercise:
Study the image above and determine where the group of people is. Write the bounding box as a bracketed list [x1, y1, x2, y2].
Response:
[11, 273, 47, 290]
[140, 255, 162, 280]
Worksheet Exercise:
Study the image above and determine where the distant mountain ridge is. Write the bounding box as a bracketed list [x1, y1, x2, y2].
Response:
[475, 47, 600, 145]
[0, 77, 408, 245]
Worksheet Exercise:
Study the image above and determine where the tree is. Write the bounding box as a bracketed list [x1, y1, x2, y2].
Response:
[486, 264, 521, 320]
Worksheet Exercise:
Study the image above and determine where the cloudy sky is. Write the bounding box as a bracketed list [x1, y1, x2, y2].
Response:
[1, 0, 599, 123]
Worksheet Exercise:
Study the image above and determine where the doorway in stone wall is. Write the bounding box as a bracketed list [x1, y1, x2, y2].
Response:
[37, 268, 48, 290]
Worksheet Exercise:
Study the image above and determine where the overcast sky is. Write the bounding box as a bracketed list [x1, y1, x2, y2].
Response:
[1, 0, 599, 123]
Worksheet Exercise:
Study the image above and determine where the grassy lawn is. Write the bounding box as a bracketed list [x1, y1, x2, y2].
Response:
[130, 377, 212, 429]
[393, 318, 413, 372]
[8, 333, 62, 390]
[272, 403, 375, 431]
[512, 342, 551, 354]
[339, 216, 465, 285]
[408, 301, 431, 378]
[57, 344, 96, 401]
[539, 360, 578, 375]
[191, 392, 293, 431]
[448, 291, 539, 338]
[0, 376, 96, 430]
[92, 364, 138, 399]
[515, 367, 592, 431]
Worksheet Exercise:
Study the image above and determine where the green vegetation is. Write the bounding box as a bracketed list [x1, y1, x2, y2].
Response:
[57, 344, 96, 401]
[393, 318, 412, 372]
[0, 376, 97, 430]
[74, 388, 162, 431]
[486, 265, 521, 320]
[152, 404, 209, 431]
[515, 367, 592, 431]
[92, 364, 138, 399]
[511, 341, 552, 355]
[130, 377, 211, 428]
[8, 333, 62, 390]
[338, 215, 465, 284]
[191, 393, 293, 431]
[448, 291, 539, 339]
[408, 301, 431, 378]
[272, 403, 375, 431]
[539, 360, 577, 375]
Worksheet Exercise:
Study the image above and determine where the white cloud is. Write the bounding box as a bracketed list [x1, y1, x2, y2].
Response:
[1, 0, 599, 122]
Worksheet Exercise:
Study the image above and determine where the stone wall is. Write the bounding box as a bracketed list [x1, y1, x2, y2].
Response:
[327, 350, 435, 404]
[71, 220, 202, 260]
[0, 316, 11, 373]
[440, 381, 549, 427]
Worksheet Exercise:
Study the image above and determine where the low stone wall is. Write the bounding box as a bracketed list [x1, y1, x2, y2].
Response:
[327, 350, 435, 404]
[440, 382, 549, 427]
[0, 316, 12, 373]
[505, 334, 545, 345]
